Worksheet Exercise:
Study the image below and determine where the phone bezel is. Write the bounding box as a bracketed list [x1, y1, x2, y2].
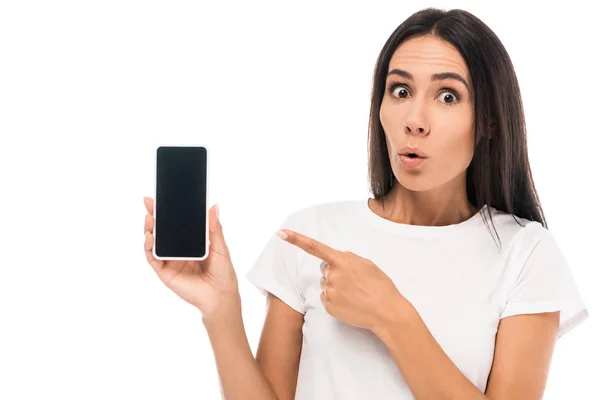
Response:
[152, 145, 210, 261]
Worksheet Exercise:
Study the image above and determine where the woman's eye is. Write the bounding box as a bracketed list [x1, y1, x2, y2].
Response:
[437, 90, 459, 104]
[390, 84, 410, 98]
[388, 84, 460, 105]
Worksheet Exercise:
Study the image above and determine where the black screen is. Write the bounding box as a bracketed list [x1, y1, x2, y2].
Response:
[155, 146, 208, 258]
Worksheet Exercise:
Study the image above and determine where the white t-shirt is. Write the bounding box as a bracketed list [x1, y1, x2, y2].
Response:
[245, 198, 589, 399]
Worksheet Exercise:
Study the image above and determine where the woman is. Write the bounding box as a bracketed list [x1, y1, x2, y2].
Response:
[142, 7, 589, 399]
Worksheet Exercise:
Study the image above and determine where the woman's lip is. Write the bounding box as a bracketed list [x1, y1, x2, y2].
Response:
[398, 147, 427, 158]
[399, 154, 427, 168]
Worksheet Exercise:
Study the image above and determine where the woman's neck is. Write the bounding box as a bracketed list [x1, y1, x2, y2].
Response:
[372, 181, 478, 227]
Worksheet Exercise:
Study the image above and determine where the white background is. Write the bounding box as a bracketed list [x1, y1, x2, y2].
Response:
[0, 0, 597, 399]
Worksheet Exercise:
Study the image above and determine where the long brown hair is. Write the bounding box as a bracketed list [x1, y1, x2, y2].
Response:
[367, 8, 547, 250]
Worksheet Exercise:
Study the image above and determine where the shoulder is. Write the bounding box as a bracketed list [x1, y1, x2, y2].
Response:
[483, 205, 541, 230]
[482, 206, 551, 250]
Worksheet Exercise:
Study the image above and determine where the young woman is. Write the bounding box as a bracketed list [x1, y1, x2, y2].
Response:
[143, 7, 589, 399]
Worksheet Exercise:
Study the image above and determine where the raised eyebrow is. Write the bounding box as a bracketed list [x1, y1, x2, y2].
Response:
[386, 68, 471, 94]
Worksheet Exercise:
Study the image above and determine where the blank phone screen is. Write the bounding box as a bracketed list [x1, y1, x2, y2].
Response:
[155, 146, 207, 258]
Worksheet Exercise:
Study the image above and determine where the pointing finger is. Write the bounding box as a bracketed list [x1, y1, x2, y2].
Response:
[278, 229, 340, 265]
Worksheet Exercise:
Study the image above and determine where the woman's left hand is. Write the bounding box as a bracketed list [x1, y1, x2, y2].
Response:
[277, 229, 412, 332]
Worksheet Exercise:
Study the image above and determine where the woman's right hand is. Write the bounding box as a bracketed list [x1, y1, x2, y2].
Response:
[143, 197, 241, 320]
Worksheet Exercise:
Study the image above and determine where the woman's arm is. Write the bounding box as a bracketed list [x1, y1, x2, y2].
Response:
[203, 292, 303, 400]
[255, 293, 304, 399]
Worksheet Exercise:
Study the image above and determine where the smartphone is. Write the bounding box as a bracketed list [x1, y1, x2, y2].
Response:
[152, 145, 210, 261]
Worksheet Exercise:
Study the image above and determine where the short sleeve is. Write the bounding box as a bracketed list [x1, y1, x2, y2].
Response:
[245, 213, 307, 314]
[500, 227, 589, 339]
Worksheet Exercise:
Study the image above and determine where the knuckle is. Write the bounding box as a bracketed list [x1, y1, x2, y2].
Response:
[342, 251, 355, 260]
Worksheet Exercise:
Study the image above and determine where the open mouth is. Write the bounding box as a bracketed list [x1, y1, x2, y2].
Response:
[399, 153, 427, 168]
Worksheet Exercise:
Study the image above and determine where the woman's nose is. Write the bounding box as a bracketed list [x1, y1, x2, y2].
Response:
[404, 103, 430, 135]
[405, 121, 430, 136]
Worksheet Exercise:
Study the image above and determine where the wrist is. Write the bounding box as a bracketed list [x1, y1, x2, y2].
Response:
[201, 295, 243, 329]
[372, 295, 417, 341]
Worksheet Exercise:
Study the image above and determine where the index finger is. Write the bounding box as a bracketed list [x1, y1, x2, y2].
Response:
[278, 229, 340, 264]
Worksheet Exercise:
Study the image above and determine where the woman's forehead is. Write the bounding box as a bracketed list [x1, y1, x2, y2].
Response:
[388, 36, 470, 81]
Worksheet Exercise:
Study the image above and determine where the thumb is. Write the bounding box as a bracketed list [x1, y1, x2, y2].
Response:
[208, 203, 231, 259]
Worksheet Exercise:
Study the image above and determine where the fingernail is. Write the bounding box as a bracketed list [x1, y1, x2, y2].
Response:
[277, 230, 288, 240]
[215, 203, 220, 218]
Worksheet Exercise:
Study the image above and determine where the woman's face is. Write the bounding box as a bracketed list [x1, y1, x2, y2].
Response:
[380, 35, 475, 193]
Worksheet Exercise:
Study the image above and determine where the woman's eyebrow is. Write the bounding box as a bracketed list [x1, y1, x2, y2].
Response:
[386, 68, 471, 94]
